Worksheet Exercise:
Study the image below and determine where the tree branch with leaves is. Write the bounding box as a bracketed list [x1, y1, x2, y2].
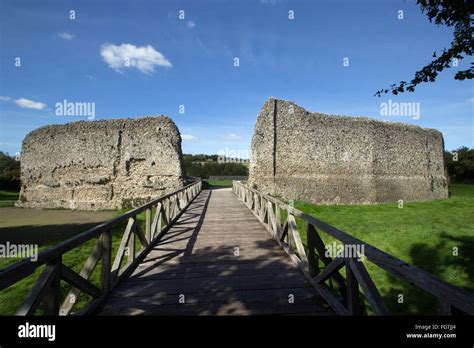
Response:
[375, 0, 473, 97]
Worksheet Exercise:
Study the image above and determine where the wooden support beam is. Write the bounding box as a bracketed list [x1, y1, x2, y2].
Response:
[101, 229, 112, 294]
[60, 239, 102, 315]
[312, 229, 347, 300]
[314, 257, 345, 284]
[111, 218, 135, 281]
[345, 259, 362, 315]
[127, 223, 136, 265]
[162, 200, 169, 226]
[150, 203, 162, 240]
[349, 259, 390, 315]
[134, 221, 149, 249]
[16, 264, 56, 315]
[288, 215, 309, 271]
[306, 224, 318, 276]
[61, 264, 102, 299]
[43, 257, 61, 315]
[315, 283, 349, 316]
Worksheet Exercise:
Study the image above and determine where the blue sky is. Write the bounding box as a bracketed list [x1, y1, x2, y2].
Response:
[0, 0, 472, 157]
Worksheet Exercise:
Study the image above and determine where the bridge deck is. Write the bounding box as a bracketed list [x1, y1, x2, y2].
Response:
[96, 187, 331, 315]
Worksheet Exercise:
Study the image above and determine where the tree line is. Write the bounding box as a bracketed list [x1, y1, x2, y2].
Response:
[183, 154, 248, 179]
[444, 147, 474, 184]
[0, 152, 20, 190]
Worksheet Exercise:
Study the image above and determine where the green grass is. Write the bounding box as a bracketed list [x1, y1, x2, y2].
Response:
[0, 208, 148, 315]
[290, 184, 474, 314]
[0, 190, 19, 207]
[207, 179, 233, 187]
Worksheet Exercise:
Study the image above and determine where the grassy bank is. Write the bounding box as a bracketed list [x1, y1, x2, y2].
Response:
[292, 184, 474, 314]
[0, 190, 19, 207]
[207, 179, 233, 187]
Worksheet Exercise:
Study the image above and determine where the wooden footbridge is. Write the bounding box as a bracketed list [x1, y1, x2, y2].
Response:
[1, 180, 474, 315]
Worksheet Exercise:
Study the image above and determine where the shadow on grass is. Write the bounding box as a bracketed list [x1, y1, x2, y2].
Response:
[382, 231, 474, 315]
[439, 232, 474, 283]
[0, 223, 105, 246]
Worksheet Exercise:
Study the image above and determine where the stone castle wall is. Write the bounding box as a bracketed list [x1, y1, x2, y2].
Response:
[249, 98, 449, 204]
[17, 116, 184, 210]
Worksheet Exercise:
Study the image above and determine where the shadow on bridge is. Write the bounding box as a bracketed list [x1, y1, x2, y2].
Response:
[96, 188, 330, 315]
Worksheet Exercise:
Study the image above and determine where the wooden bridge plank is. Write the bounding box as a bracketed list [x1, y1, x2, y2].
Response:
[95, 188, 331, 316]
[105, 286, 319, 303]
[128, 264, 303, 281]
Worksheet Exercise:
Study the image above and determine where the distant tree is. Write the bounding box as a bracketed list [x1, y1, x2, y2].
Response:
[182, 153, 249, 179]
[375, 0, 473, 97]
[182, 154, 219, 162]
[182, 157, 248, 179]
[444, 146, 474, 183]
[0, 152, 21, 190]
[182, 154, 194, 162]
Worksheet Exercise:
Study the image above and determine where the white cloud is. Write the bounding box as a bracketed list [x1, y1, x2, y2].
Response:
[14, 98, 47, 110]
[181, 134, 197, 141]
[187, 21, 196, 28]
[100, 43, 172, 74]
[223, 133, 242, 140]
[58, 32, 75, 40]
[0, 96, 11, 101]
[466, 97, 474, 104]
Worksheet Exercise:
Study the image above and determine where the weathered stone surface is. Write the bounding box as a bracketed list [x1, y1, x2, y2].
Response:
[17, 116, 184, 210]
[249, 98, 449, 204]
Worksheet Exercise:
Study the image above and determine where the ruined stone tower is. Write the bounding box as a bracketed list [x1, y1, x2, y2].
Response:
[249, 98, 449, 204]
[17, 116, 184, 210]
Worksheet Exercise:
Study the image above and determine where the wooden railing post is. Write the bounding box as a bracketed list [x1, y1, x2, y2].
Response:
[306, 224, 318, 276]
[145, 207, 151, 243]
[156, 203, 163, 236]
[262, 198, 268, 224]
[287, 215, 293, 250]
[267, 201, 275, 237]
[288, 214, 309, 271]
[275, 204, 281, 239]
[165, 198, 171, 222]
[101, 229, 112, 293]
[177, 192, 182, 210]
[345, 259, 362, 315]
[127, 220, 136, 265]
[43, 256, 61, 315]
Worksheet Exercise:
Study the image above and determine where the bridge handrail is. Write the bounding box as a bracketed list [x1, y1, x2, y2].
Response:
[232, 180, 474, 315]
[0, 179, 202, 315]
